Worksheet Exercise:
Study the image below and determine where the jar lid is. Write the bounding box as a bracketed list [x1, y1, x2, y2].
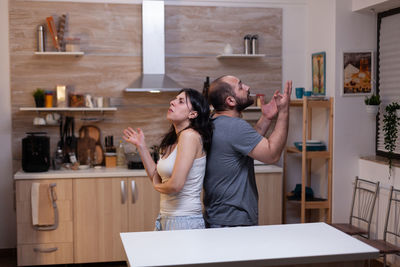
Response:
[45, 91, 54, 95]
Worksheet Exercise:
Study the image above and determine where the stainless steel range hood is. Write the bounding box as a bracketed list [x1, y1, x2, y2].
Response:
[125, 0, 182, 93]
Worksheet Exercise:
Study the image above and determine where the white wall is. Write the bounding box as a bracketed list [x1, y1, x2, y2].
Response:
[306, 0, 335, 95]
[0, 0, 16, 249]
[333, 0, 377, 222]
[285, 0, 377, 224]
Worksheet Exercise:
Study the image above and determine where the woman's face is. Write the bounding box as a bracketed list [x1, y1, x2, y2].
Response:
[167, 92, 194, 123]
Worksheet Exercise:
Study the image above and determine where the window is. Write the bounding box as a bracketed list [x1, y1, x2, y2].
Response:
[376, 8, 400, 158]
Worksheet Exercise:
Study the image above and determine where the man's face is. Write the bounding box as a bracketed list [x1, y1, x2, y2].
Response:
[228, 77, 254, 112]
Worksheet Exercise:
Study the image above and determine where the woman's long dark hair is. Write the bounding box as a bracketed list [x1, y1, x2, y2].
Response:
[159, 88, 213, 155]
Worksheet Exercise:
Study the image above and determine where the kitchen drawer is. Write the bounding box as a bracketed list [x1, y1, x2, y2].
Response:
[17, 242, 73, 266]
[17, 220, 73, 244]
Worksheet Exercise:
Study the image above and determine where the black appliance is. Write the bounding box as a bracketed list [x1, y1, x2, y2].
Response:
[22, 132, 50, 172]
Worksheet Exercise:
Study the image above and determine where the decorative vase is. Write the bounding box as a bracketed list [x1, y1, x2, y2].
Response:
[365, 105, 379, 117]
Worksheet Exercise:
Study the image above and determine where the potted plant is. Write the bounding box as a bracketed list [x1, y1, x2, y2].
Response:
[32, 88, 45, 107]
[364, 94, 381, 116]
[383, 101, 400, 176]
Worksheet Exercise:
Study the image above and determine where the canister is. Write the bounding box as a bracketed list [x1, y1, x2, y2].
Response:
[244, 35, 251, 54]
[251, 35, 258, 55]
[37, 25, 45, 52]
[45, 91, 54, 108]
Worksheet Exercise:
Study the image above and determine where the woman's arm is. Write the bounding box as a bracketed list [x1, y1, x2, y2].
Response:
[153, 129, 201, 194]
[123, 127, 161, 183]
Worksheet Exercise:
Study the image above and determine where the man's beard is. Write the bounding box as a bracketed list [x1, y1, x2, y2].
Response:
[234, 94, 254, 112]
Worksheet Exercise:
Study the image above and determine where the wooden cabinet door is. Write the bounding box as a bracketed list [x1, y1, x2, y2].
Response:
[128, 177, 160, 232]
[256, 173, 282, 225]
[73, 178, 128, 263]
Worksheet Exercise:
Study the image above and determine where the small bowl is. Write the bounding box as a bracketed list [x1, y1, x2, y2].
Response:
[78, 165, 90, 170]
[304, 91, 312, 97]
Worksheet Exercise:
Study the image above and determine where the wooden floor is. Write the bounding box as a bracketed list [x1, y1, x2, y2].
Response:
[0, 249, 127, 267]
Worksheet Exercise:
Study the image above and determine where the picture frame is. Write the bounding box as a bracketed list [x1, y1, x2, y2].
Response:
[312, 52, 326, 96]
[342, 51, 373, 96]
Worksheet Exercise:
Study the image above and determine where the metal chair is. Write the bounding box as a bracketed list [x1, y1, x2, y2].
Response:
[361, 186, 400, 267]
[331, 176, 380, 239]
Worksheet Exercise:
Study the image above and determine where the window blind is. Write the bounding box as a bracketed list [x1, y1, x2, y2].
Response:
[376, 10, 400, 156]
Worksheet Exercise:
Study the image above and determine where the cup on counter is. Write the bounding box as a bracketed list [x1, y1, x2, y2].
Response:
[304, 91, 312, 97]
[295, 87, 304, 99]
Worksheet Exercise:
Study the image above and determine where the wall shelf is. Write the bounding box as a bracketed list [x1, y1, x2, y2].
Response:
[20, 107, 116, 112]
[216, 54, 266, 59]
[34, 51, 84, 56]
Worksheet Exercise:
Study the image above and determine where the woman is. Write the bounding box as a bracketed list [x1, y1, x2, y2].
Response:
[123, 88, 212, 231]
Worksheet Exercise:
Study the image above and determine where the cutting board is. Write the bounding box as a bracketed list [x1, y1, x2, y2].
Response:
[77, 126, 104, 165]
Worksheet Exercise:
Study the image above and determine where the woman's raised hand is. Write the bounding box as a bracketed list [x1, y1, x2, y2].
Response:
[123, 127, 146, 148]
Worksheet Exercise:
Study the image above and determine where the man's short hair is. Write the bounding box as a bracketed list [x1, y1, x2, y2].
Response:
[208, 76, 234, 111]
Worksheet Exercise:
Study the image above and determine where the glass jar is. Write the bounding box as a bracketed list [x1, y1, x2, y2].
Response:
[65, 37, 81, 52]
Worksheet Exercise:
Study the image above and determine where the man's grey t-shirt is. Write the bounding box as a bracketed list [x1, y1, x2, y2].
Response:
[204, 115, 263, 226]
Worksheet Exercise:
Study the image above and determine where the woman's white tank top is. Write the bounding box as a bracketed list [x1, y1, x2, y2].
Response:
[156, 146, 206, 216]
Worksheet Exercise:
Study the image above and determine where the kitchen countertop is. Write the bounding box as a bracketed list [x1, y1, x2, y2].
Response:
[120, 222, 378, 267]
[14, 164, 282, 180]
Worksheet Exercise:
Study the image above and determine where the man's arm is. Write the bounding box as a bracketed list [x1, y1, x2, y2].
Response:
[249, 81, 292, 163]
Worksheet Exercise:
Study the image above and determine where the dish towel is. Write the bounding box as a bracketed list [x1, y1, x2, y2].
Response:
[31, 183, 55, 226]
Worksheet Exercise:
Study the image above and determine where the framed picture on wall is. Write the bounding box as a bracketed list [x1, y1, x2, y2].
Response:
[342, 51, 373, 96]
[312, 52, 326, 95]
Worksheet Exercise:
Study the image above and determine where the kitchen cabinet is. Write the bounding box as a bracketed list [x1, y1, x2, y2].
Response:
[128, 177, 160, 232]
[256, 172, 282, 225]
[16, 179, 73, 266]
[73, 176, 159, 263]
[73, 178, 129, 263]
[14, 167, 279, 265]
[283, 98, 333, 223]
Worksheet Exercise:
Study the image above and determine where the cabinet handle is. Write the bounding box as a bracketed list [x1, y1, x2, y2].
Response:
[121, 181, 126, 204]
[131, 180, 136, 204]
[33, 247, 58, 253]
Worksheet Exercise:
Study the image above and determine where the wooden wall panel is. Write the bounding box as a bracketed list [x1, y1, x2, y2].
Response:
[166, 56, 282, 94]
[9, 1, 142, 55]
[10, 1, 282, 172]
[165, 6, 282, 57]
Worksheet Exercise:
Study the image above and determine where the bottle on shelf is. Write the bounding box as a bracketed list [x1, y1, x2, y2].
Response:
[202, 76, 210, 99]
[87, 149, 92, 167]
[37, 25, 45, 52]
[117, 140, 126, 167]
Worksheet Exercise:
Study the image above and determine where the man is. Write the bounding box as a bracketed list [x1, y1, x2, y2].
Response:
[203, 75, 292, 227]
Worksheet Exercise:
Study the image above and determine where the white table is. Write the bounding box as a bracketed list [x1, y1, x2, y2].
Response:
[120, 222, 379, 267]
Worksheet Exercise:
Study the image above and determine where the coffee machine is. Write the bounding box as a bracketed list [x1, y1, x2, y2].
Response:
[22, 132, 50, 172]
